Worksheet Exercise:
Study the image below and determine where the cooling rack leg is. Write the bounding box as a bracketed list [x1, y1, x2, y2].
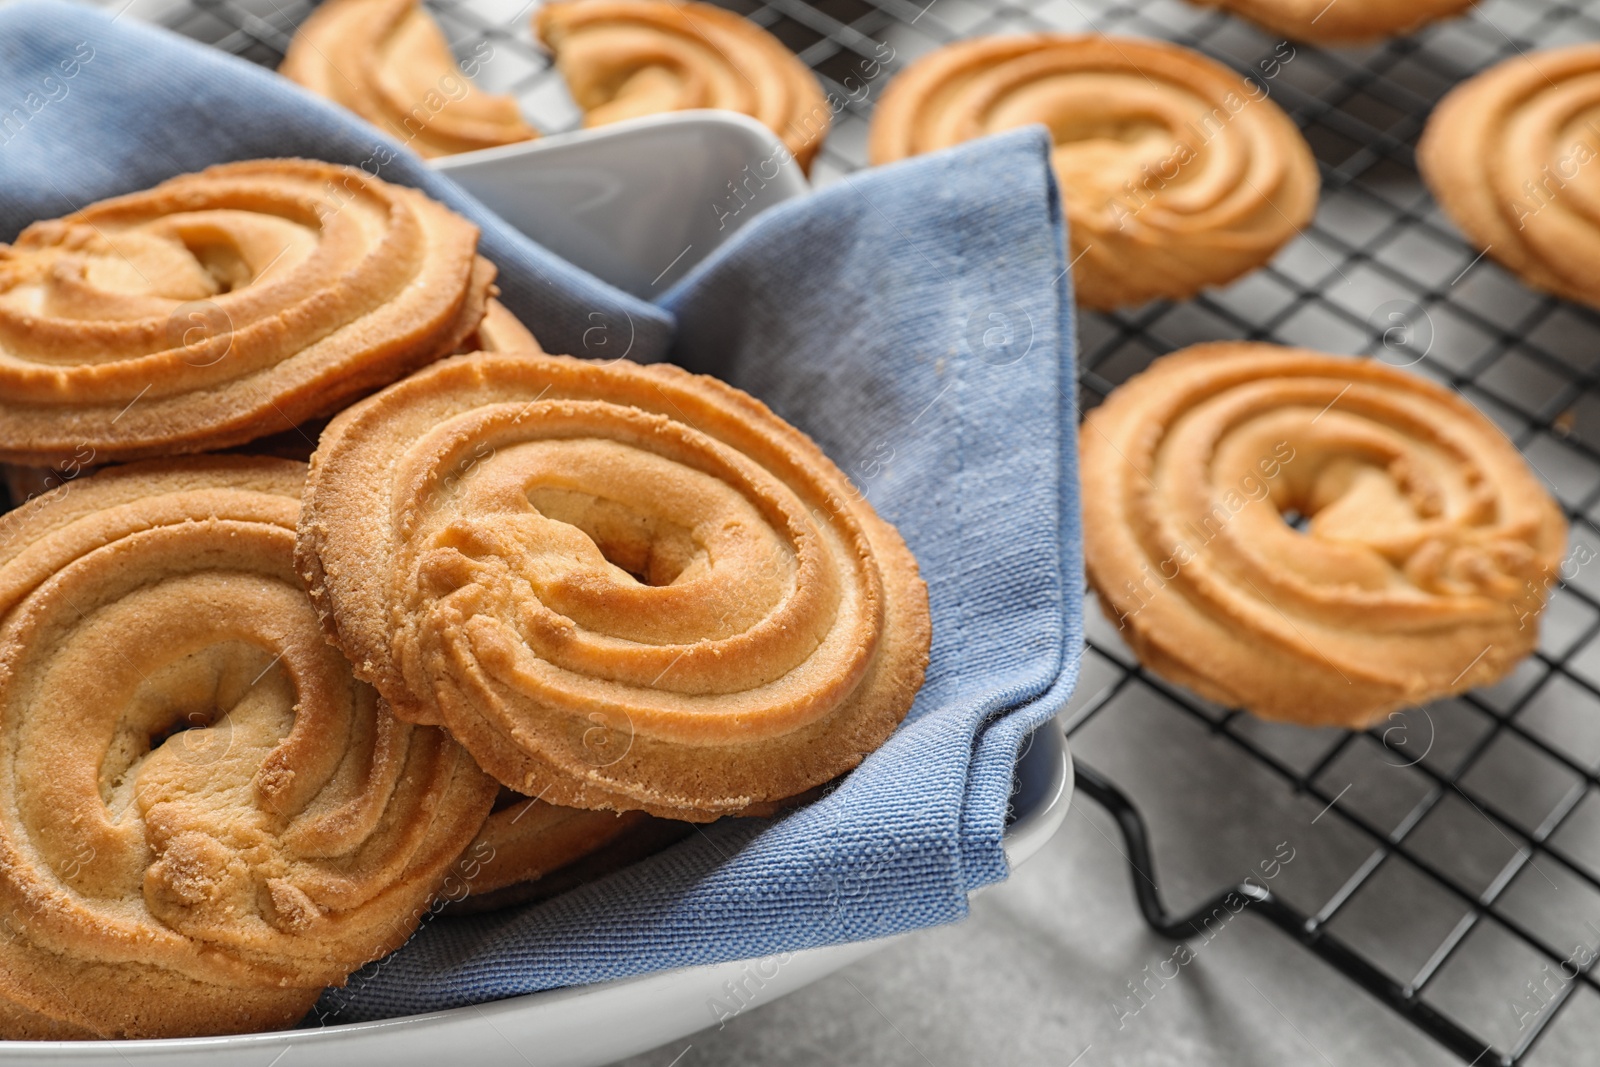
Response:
[1070, 756, 1501, 1066]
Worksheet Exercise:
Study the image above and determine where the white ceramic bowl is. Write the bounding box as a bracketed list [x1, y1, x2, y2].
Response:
[433, 111, 810, 297]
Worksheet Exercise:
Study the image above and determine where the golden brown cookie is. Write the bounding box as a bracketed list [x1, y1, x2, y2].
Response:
[1189, 0, 1475, 42]
[0, 456, 496, 1039]
[536, 0, 830, 172]
[468, 298, 545, 353]
[868, 35, 1319, 311]
[0, 159, 493, 467]
[281, 0, 538, 157]
[1082, 343, 1566, 728]
[0, 296, 528, 494]
[447, 789, 688, 913]
[1419, 44, 1600, 309]
[297, 352, 932, 821]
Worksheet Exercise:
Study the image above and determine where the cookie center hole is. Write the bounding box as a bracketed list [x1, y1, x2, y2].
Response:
[149, 707, 221, 749]
[179, 236, 252, 293]
[529, 487, 698, 587]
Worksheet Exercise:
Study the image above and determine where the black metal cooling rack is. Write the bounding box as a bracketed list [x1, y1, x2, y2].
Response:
[65, 0, 1600, 1061]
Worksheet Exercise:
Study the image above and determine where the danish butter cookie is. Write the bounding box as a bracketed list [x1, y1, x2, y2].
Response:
[536, 0, 830, 172]
[1082, 343, 1566, 726]
[0, 457, 495, 1038]
[869, 35, 1318, 310]
[0, 159, 493, 465]
[282, 0, 538, 157]
[1419, 44, 1600, 309]
[297, 353, 932, 820]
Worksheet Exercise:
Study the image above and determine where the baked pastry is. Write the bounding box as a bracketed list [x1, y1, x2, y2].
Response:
[868, 35, 1319, 310]
[0, 457, 496, 1038]
[297, 352, 931, 820]
[1419, 44, 1600, 309]
[448, 790, 688, 913]
[0, 296, 531, 497]
[536, 0, 829, 172]
[0, 159, 493, 467]
[281, 0, 537, 157]
[1186, 0, 1475, 42]
[1082, 343, 1566, 728]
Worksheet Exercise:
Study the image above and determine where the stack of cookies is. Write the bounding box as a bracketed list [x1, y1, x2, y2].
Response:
[0, 157, 932, 1038]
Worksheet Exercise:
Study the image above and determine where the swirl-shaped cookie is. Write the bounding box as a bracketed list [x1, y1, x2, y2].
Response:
[281, 0, 538, 158]
[1187, 0, 1474, 41]
[0, 457, 496, 1039]
[1082, 343, 1567, 728]
[297, 352, 931, 820]
[868, 35, 1318, 310]
[1419, 45, 1600, 309]
[0, 300, 532, 503]
[468, 299, 544, 354]
[535, 0, 830, 172]
[0, 159, 493, 467]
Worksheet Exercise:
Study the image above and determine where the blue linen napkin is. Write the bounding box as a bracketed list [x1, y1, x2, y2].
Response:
[0, 0, 1082, 1022]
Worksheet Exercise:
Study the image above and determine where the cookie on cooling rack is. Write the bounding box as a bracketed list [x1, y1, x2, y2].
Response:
[296, 352, 932, 822]
[868, 35, 1319, 310]
[0, 457, 495, 1039]
[1418, 43, 1600, 309]
[281, 0, 537, 157]
[1082, 342, 1567, 728]
[0, 159, 495, 466]
[1185, 0, 1476, 42]
[536, 0, 830, 172]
